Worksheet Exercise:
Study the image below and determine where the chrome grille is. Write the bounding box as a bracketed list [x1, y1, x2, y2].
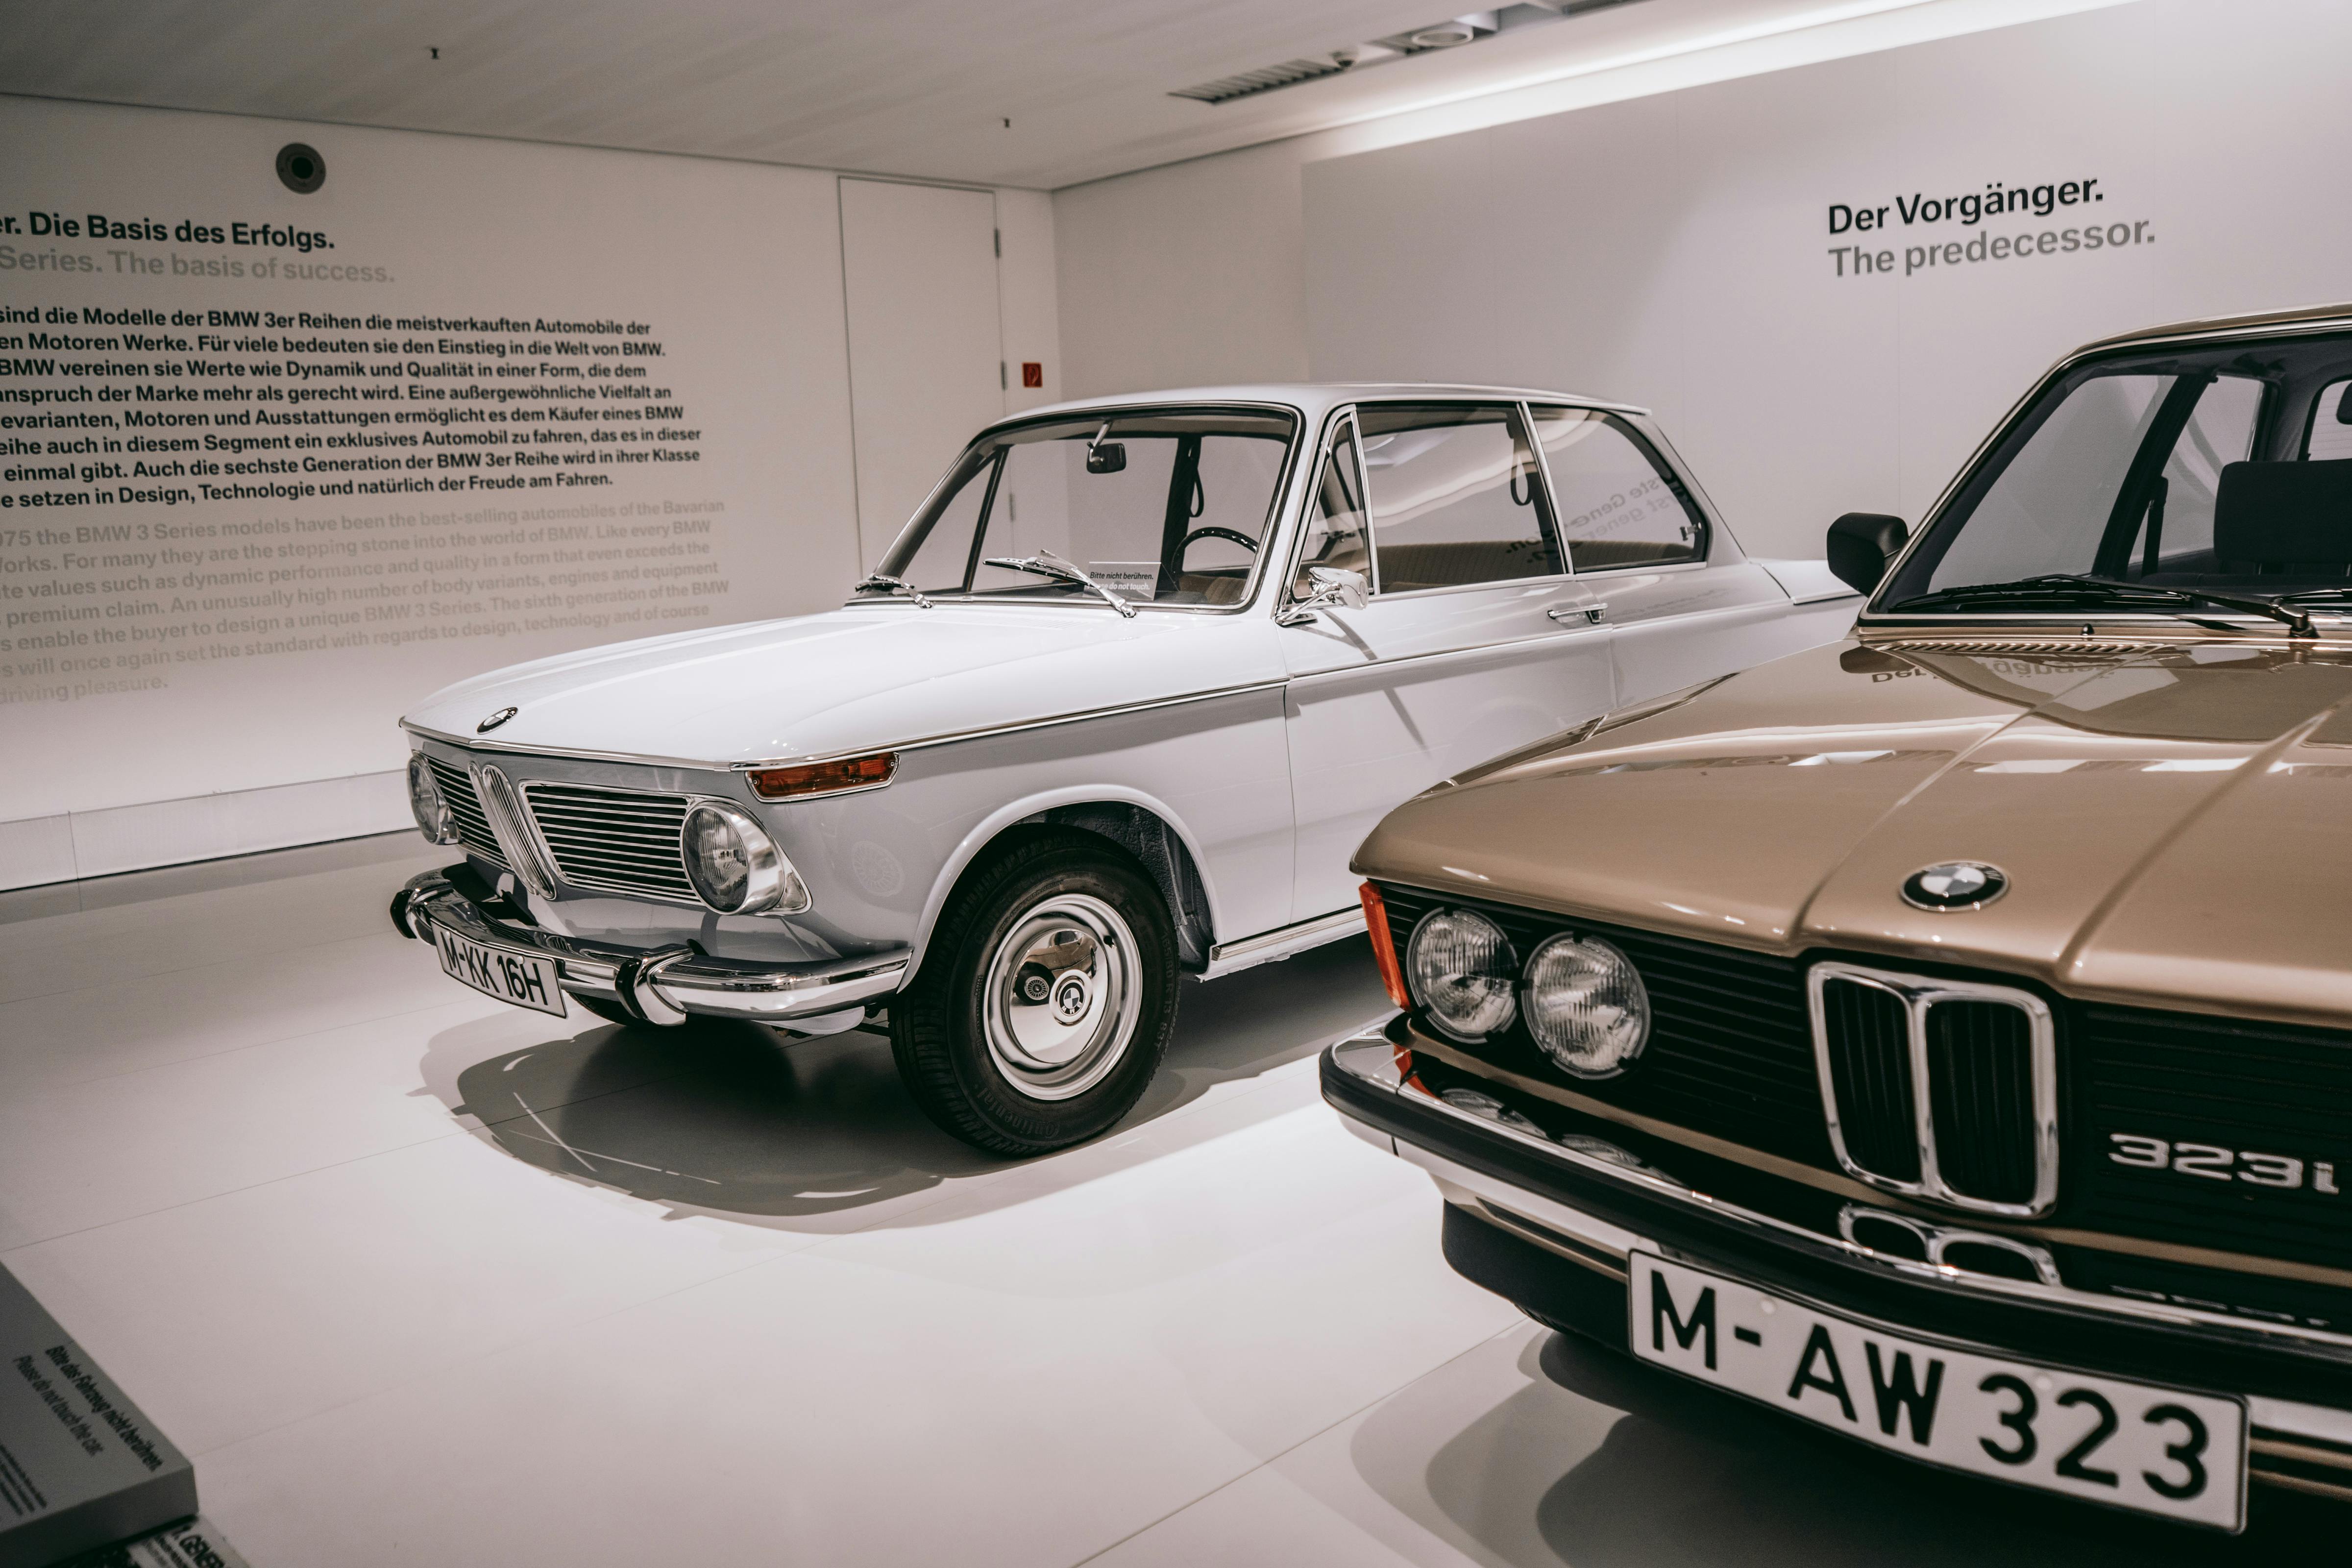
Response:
[423, 755, 505, 868]
[521, 782, 698, 903]
[1810, 962, 2057, 1217]
[1818, 977, 1919, 1183]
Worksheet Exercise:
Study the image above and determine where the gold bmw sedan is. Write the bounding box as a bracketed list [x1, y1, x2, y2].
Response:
[1326, 302, 2352, 1531]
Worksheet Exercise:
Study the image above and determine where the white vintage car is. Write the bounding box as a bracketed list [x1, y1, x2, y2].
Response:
[391, 384, 1858, 1153]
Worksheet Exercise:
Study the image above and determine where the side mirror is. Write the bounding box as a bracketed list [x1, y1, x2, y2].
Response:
[1085, 441, 1126, 475]
[1827, 513, 1909, 596]
[1276, 565, 1370, 625]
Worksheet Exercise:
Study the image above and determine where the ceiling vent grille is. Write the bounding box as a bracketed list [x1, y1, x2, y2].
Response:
[1170, 1, 1647, 108]
[1170, 56, 1356, 105]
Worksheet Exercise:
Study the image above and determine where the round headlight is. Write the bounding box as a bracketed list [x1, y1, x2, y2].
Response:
[680, 801, 807, 915]
[1406, 909, 1518, 1042]
[406, 754, 457, 844]
[1522, 933, 1649, 1078]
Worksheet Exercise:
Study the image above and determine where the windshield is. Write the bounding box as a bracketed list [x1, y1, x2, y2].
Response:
[872, 408, 1297, 609]
[1879, 330, 2352, 613]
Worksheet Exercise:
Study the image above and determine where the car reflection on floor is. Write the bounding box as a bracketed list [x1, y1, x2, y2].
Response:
[1302, 1324, 2342, 1567]
[430, 936, 1394, 1227]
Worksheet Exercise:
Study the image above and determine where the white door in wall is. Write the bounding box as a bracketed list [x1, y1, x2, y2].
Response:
[840, 178, 1004, 571]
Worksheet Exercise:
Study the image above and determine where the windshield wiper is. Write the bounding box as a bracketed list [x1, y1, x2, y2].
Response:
[982, 548, 1138, 618]
[1891, 573, 2316, 638]
[852, 572, 934, 609]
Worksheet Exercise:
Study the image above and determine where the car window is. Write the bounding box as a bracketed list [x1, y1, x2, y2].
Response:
[1530, 406, 1707, 571]
[880, 410, 1295, 608]
[2141, 376, 2263, 570]
[1921, 372, 2262, 591]
[1357, 403, 1558, 593]
[2306, 379, 2352, 461]
[1293, 418, 1370, 598]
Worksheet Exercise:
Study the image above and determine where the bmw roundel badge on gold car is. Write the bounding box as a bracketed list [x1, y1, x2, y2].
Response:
[1324, 304, 2352, 1530]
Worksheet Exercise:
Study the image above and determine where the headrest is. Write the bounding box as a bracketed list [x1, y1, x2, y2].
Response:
[2213, 459, 2352, 565]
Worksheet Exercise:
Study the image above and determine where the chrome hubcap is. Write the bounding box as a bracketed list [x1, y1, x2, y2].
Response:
[982, 893, 1141, 1101]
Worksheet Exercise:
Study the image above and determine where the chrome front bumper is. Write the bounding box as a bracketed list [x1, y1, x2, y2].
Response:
[1322, 1027, 2352, 1495]
[391, 869, 908, 1026]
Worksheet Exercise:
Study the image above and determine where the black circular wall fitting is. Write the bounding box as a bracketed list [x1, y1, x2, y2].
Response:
[276, 143, 326, 194]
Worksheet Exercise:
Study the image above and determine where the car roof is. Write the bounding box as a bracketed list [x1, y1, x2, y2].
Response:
[2076, 301, 2352, 353]
[1000, 382, 1649, 429]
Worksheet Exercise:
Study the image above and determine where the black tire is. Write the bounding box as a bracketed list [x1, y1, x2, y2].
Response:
[890, 829, 1178, 1156]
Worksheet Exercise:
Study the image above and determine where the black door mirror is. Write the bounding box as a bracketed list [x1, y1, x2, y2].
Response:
[1827, 512, 1909, 595]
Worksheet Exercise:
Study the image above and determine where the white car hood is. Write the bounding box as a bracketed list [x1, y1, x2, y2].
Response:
[403, 603, 1276, 766]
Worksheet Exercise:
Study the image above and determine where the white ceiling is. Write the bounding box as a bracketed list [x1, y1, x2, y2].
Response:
[0, 0, 1904, 189]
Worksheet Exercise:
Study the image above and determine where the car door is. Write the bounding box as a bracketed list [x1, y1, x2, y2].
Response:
[1529, 404, 1798, 706]
[1278, 401, 1615, 923]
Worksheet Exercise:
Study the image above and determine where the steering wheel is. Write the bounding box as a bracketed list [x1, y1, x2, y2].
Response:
[1178, 526, 1258, 558]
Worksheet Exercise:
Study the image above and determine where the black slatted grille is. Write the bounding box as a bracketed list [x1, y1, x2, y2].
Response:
[424, 755, 505, 867]
[522, 783, 697, 902]
[2076, 1004, 2352, 1270]
[1927, 1001, 2038, 1204]
[1821, 978, 1920, 1182]
[1377, 883, 1832, 1165]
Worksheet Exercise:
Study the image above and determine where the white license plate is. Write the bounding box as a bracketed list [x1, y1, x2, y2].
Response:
[435, 927, 567, 1017]
[1629, 1250, 2245, 1529]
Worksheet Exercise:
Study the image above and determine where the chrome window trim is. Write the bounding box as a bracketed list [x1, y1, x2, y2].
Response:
[1326, 1033, 2352, 1359]
[1856, 314, 2352, 627]
[1808, 959, 2060, 1219]
[1277, 406, 1374, 613]
[1523, 401, 1711, 574]
[858, 397, 1309, 618]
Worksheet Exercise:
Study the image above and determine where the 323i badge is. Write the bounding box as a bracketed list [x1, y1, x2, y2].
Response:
[1633, 1252, 2246, 1528]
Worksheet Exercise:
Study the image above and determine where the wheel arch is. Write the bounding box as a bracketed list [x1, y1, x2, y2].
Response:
[905, 787, 1222, 985]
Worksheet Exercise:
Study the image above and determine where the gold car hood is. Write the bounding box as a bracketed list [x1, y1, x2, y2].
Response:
[1354, 637, 2352, 1027]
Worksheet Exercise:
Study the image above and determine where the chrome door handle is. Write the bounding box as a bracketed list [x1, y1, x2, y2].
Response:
[1550, 601, 1607, 625]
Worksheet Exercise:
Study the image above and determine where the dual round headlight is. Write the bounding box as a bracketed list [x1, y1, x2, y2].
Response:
[680, 801, 810, 916]
[406, 754, 458, 844]
[1404, 908, 1650, 1078]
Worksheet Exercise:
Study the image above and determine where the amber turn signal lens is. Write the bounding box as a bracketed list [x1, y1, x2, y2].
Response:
[1361, 882, 1411, 1010]
[747, 752, 897, 800]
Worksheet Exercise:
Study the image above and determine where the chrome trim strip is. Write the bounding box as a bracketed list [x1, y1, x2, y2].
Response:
[1324, 1035, 2352, 1358]
[1201, 906, 1363, 978]
[408, 725, 722, 772]
[734, 680, 1291, 772]
[407, 677, 1293, 776]
[1809, 960, 2059, 1218]
[2249, 1398, 2352, 1449]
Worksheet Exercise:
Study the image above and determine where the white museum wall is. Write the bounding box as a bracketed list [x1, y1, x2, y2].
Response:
[1050, 0, 2135, 404]
[0, 98, 1055, 888]
[1299, 0, 2352, 560]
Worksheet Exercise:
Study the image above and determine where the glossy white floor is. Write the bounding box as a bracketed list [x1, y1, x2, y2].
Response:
[0, 836, 2337, 1565]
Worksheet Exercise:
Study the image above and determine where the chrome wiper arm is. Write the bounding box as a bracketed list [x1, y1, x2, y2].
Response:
[1893, 573, 2315, 637]
[853, 572, 934, 609]
[981, 548, 1138, 618]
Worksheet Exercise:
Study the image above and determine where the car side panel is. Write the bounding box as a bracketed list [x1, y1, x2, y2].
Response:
[881, 685, 1297, 979]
